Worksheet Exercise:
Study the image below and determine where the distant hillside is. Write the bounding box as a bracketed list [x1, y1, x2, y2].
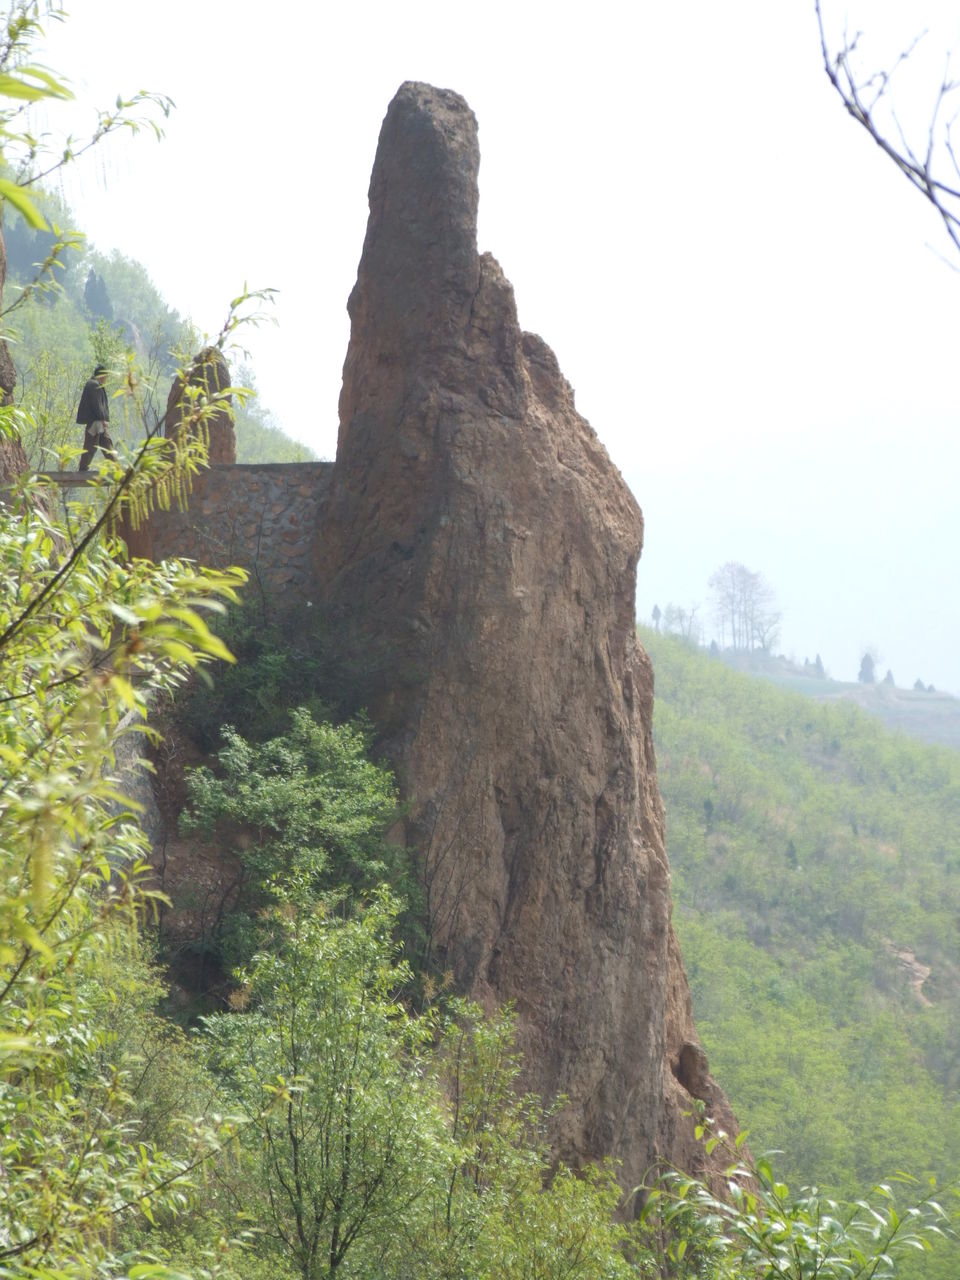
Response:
[2, 190, 316, 467]
[719, 646, 960, 750]
[643, 628, 960, 1279]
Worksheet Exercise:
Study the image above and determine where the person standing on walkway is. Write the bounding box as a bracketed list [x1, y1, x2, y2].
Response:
[76, 365, 116, 470]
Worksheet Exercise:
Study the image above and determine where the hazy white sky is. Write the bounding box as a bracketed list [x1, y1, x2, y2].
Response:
[33, 1, 960, 692]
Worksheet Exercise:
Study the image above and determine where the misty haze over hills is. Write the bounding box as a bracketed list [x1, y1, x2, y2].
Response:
[634, 435, 959, 698]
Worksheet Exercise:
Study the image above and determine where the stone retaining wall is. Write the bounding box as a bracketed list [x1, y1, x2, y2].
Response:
[121, 462, 332, 597]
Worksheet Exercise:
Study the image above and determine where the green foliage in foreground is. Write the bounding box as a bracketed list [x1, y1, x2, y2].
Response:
[641, 1123, 957, 1280]
[1, 457, 956, 1276]
[641, 627, 960, 1277]
[197, 889, 633, 1280]
[0, 421, 245, 1274]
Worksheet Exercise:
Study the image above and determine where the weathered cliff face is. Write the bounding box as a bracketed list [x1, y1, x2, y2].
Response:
[315, 81, 736, 1191]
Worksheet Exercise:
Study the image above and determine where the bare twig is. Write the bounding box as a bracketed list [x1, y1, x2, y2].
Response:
[816, 0, 960, 263]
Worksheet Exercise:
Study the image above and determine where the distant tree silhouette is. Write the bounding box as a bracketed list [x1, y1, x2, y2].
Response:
[662, 602, 701, 645]
[814, 654, 825, 678]
[858, 653, 876, 684]
[84, 268, 113, 322]
[914, 678, 926, 692]
[708, 561, 780, 651]
[883, 669, 895, 686]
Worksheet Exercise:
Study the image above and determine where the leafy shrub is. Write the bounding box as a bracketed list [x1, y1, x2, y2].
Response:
[638, 1125, 958, 1279]
[182, 708, 423, 971]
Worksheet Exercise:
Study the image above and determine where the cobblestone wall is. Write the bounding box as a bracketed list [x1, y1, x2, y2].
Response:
[123, 462, 332, 597]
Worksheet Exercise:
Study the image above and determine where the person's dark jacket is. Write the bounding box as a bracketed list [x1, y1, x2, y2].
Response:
[76, 378, 109, 425]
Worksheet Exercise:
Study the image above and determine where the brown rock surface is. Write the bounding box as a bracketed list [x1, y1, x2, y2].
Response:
[314, 81, 736, 1191]
[165, 346, 235, 465]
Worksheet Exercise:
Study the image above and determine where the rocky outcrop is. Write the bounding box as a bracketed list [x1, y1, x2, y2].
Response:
[314, 81, 735, 1192]
[165, 346, 235, 465]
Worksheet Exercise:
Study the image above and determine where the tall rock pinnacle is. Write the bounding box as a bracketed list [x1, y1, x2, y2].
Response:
[315, 81, 736, 1190]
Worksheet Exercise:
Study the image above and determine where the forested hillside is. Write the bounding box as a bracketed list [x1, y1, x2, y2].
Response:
[717, 646, 960, 751]
[2, 188, 315, 467]
[645, 626, 960, 1274]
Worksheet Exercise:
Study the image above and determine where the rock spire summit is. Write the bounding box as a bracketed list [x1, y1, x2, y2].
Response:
[314, 80, 737, 1190]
